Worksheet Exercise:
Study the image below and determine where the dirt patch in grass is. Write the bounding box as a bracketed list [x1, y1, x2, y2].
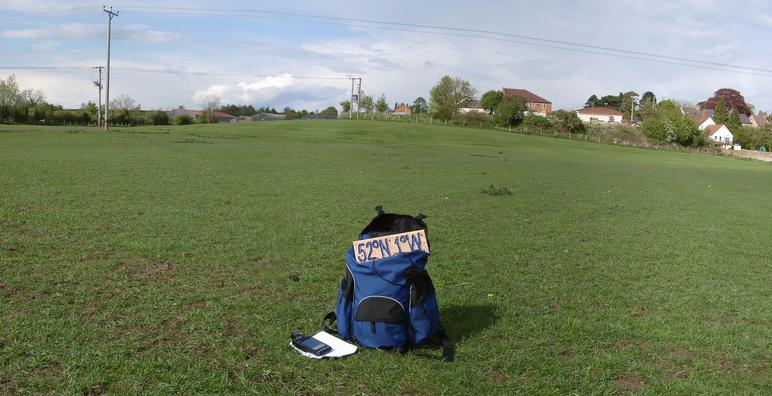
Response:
[82, 382, 108, 395]
[0, 375, 17, 393]
[615, 372, 645, 392]
[490, 370, 509, 384]
[173, 138, 212, 144]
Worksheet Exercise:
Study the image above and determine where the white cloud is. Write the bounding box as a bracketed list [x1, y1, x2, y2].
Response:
[192, 74, 344, 110]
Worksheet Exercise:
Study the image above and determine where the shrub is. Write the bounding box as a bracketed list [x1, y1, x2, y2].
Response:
[524, 110, 552, 128]
[493, 95, 526, 127]
[146, 110, 170, 125]
[552, 110, 584, 134]
[642, 100, 704, 146]
[174, 114, 194, 125]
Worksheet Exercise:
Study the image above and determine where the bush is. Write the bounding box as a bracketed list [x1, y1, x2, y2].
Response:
[552, 110, 584, 134]
[146, 110, 170, 125]
[174, 114, 194, 125]
[642, 100, 704, 146]
[493, 95, 526, 127]
[524, 111, 552, 128]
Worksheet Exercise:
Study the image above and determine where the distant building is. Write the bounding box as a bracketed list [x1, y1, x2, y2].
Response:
[393, 105, 412, 115]
[168, 108, 235, 123]
[250, 113, 286, 121]
[502, 88, 552, 114]
[704, 124, 735, 146]
[459, 100, 487, 114]
[575, 106, 623, 123]
[751, 112, 769, 128]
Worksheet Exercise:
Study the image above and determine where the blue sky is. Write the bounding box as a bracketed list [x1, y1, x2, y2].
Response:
[2, 0, 772, 112]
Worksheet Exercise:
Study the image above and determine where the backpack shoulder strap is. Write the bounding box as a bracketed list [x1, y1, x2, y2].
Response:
[321, 312, 337, 334]
[436, 326, 454, 362]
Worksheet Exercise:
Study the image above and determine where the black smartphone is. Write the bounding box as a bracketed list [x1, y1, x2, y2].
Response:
[291, 333, 332, 356]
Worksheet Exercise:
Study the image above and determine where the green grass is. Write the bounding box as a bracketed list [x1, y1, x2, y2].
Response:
[1, 120, 770, 394]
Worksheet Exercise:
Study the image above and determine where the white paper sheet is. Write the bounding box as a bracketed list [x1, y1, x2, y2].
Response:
[289, 331, 357, 359]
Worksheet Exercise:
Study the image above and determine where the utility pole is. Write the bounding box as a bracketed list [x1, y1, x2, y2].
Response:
[356, 78, 362, 116]
[92, 66, 104, 127]
[103, 6, 118, 130]
[349, 78, 355, 119]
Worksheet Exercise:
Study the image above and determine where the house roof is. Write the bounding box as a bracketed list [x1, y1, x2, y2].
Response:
[688, 114, 712, 126]
[174, 108, 234, 118]
[704, 124, 731, 136]
[502, 88, 551, 104]
[460, 100, 482, 109]
[575, 106, 623, 116]
[739, 114, 752, 124]
[752, 114, 768, 127]
[394, 105, 412, 113]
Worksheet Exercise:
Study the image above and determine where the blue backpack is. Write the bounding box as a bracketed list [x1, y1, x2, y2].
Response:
[323, 206, 453, 361]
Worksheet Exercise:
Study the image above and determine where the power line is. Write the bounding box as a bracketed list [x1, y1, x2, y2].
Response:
[113, 10, 772, 79]
[0, 65, 353, 80]
[115, 5, 772, 75]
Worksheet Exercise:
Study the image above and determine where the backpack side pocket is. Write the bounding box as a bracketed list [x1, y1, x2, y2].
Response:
[335, 267, 355, 340]
[408, 271, 440, 345]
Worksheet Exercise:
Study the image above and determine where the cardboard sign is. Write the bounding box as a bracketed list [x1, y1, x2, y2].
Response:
[353, 229, 429, 264]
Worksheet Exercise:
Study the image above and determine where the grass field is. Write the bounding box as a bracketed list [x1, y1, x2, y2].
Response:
[1, 120, 770, 394]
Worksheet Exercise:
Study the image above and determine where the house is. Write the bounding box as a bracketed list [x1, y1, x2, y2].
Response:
[502, 88, 552, 114]
[704, 124, 734, 145]
[575, 106, 623, 123]
[250, 113, 286, 121]
[168, 108, 235, 123]
[393, 105, 412, 115]
[459, 100, 487, 114]
[694, 115, 716, 130]
[739, 114, 753, 127]
[751, 112, 769, 128]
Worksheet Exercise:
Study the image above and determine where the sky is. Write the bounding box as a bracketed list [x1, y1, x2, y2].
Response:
[2, 0, 772, 112]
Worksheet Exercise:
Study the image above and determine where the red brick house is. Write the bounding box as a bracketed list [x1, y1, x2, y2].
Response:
[393, 105, 412, 115]
[502, 88, 552, 114]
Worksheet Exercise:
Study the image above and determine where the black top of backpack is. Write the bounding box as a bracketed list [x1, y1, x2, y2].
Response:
[360, 205, 429, 241]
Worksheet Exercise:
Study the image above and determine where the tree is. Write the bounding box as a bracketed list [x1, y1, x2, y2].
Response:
[524, 110, 552, 128]
[319, 106, 338, 117]
[110, 94, 139, 110]
[411, 97, 427, 114]
[713, 98, 729, 124]
[584, 94, 600, 108]
[642, 100, 704, 146]
[704, 88, 751, 116]
[639, 98, 656, 121]
[640, 91, 657, 105]
[174, 114, 194, 125]
[146, 110, 170, 125]
[620, 92, 639, 122]
[480, 90, 503, 114]
[552, 110, 585, 134]
[725, 108, 742, 133]
[429, 75, 477, 120]
[81, 101, 98, 116]
[359, 95, 373, 113]
[109, 94, 141, 125]
[600, 94, 623, 109]
[198, 95, 221, 123]
[339, 100, 351, 114]
[0, 75, 22, 122]
[493, 95, 526, 127]
[375, 94, 389, 113]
